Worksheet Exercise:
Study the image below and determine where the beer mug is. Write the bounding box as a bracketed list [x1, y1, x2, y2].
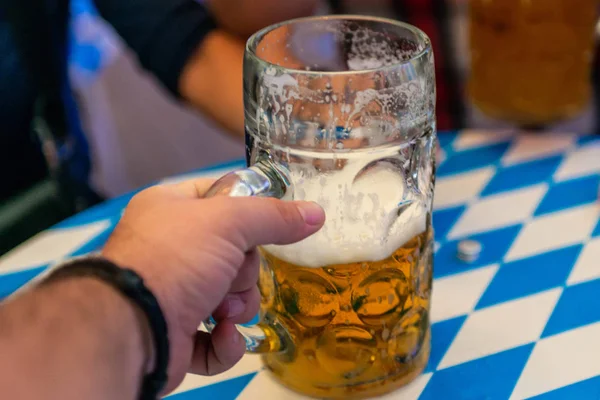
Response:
[468, 0, 598, 127]
[205, 15, 436, 399]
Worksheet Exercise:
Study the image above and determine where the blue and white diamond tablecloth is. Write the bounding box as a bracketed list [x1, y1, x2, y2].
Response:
[1, 130, 600, 399]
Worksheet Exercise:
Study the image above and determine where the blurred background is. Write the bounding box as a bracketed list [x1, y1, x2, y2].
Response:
[0, 0, 598, 254]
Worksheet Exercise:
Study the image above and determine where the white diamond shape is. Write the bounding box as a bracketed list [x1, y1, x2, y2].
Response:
[431, 265, 499, 323]
[0, 220, 112, 274]
[554, 141, 600, 182]
[376, 372, 433, 400]
[447, 184, 547, 240]
[505, 204, 600, 262]
[438, 288, 561, 370]
[453, 129, 515, 151]
[236, 370, 312, 399]
[169, 355, 262, 396]
[567, 237, 600, 285]
[510, 322, 600, 400]
[434, 167, 495, 210]
[502, 133, 576, 165]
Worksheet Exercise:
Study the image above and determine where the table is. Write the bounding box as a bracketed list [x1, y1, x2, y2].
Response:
[1, 130, 599, 399]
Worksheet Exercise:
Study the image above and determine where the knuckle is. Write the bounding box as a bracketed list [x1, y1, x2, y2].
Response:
[129, 186, 160, 205]
[127, 191, 146, 206]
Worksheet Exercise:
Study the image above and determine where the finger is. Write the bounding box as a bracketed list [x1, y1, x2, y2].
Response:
[164, 178, 218, 198]
[229, 249, 260, 293]
[210, 197, 326, 251]
[212, 286, 261, 324]
[190, 322, 245, 376]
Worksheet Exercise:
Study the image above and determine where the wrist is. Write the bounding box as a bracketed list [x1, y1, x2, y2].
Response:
[45, 276, 153, 371]
[0, 277, 148, 400]
[42, 257, 170, 398]
[48, 274, 156, 372]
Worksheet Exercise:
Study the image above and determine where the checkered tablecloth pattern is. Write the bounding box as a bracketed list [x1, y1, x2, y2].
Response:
[1, 130, 599, 399]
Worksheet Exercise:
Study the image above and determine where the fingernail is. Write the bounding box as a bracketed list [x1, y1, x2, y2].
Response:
[226, 296, 245, 318]
[232, 331, 241, 344]
[296, 202, 325, 226]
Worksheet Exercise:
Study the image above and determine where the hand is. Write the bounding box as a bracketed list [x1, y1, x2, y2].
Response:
[101, 179, 325, 394]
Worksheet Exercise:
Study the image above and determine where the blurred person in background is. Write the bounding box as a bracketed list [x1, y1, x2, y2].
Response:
[0, 0, 318, 252]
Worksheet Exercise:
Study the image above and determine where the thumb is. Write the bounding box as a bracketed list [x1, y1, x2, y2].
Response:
[208, 197, 325, 251]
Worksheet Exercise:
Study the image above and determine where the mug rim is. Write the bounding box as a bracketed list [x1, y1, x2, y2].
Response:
[245, 14, 432, 76]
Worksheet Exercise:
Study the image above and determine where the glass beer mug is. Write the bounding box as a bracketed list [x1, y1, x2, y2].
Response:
[468, 0, 598, 126]
[205, 16, 436, 399]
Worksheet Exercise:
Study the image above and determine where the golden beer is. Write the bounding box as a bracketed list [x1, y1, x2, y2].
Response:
[468, 0, 597, 125]
[258, 227, 433, 399]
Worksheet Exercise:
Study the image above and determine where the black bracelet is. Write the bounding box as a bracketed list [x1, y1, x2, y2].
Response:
[43, 256, 170, 400]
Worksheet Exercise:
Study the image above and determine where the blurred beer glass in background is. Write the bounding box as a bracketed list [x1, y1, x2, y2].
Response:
[468, 0, 598, 127]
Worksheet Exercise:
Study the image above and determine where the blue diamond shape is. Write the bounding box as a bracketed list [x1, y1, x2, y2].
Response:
[542, 278, 600, 338]
[480, 155, 562, 197]
[534, 175, 600, 216]
[435, 225, 522, 279]
[438, 131, 459, 149]
[0, 266, 47, 300]
[242, 314, 260, 327]
[419, 344, 534, 400]
[476, 245, 581, 310]
[167, 372, 257, 399]
[425, 316, 466, 373]
[437, 142, 511, 178]
[526, 375, 600, 400]
[577, 135, 600, 147]
[433, 206, 466, 240]
[593, 220, 600, 238]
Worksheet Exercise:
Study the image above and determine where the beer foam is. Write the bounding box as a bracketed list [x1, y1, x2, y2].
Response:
[263, 157, 427, 268]
[343, 25, 424, 71]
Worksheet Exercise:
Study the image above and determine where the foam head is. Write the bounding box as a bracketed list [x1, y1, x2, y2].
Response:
[263, 155, 428, 268]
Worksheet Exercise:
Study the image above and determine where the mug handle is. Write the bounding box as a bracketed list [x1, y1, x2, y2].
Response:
[202, 152, 293, 353]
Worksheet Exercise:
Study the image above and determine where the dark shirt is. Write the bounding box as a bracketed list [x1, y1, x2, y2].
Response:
[93, 0, 216, 97]
[0, 0, 216, 199]
[0, 17, 46, 199]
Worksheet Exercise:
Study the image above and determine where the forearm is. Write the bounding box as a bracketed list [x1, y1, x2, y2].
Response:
[0, 277, 148, 400]
[179, 0, 321, 136]
[179, 30, 245, 136]
[206, 0, 320, 39]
